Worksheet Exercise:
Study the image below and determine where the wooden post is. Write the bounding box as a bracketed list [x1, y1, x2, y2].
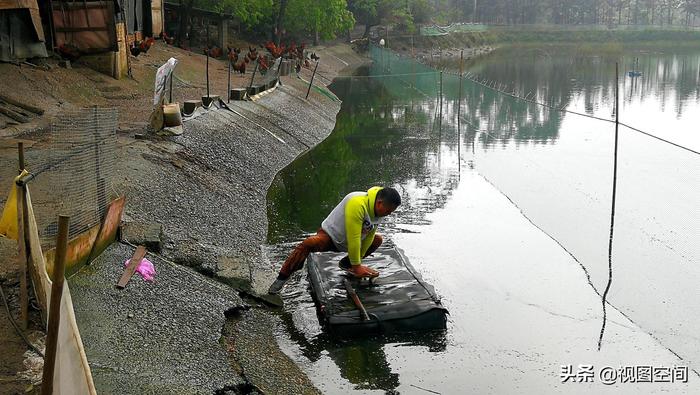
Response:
[117, 245, 147, 289]
[41, 215, 70, 395]
[16, 184, 28, 330]
[306, 61, 319, 100]
[18, 142, 25, 173]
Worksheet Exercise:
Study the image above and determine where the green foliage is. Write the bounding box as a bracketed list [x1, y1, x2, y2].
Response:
[390, 8, 415, 33]
[410, 0, 432, 24]
[285, 0, 355, 40]
[194, 0, 275, 29]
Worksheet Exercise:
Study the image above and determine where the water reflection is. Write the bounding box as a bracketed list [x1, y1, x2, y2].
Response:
[276, 304, 447, 393]
[266, 45, 700, 392]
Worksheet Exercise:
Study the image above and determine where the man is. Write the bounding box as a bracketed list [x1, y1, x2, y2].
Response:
[268, 186, 401, 294]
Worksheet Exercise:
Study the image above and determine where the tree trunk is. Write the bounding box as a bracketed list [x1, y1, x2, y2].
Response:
[176, 0, 194, 47]
[275, 0, 289, 46]
[618, 1, 622, 25]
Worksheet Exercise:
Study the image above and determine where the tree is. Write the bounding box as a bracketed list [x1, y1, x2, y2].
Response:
[285, 0, 355, 44]
[348, 0, 381, 37]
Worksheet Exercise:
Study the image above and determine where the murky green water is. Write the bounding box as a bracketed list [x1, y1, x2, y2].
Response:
[266, 45, 700, 393]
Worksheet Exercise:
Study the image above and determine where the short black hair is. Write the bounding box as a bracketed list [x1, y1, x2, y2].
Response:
[377, 187, 401, 207]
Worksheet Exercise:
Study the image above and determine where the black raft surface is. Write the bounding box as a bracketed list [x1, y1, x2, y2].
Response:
[306, 246, 448, 335]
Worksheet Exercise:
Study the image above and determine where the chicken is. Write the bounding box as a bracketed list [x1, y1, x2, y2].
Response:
[130, 44, 142, 57]
[232, 60, 246, 74]
[130, 37, 155, 57]
[264, 41, 283, 58]
[140, 37, 155, 53]
[58, 43, 81, 61]
[207, 46, 223, 58]
[246, 47, 258, 62]
[160, 31, 175, 45]
[227, 47, 240, 63]
[310, 52, 320, 61]
[257, 54, 269, 74]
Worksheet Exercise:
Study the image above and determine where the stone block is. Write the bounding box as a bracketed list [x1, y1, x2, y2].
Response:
[121, 222, 163, 253]
[229, 88, 246, 101]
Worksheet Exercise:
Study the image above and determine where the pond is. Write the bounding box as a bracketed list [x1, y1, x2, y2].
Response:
[265, 44, 700, 393]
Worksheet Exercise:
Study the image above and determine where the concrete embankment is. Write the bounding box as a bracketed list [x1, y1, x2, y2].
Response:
[68, 43, 369, 393]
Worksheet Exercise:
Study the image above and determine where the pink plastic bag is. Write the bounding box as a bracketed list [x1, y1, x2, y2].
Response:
[123, 257, 156, 282]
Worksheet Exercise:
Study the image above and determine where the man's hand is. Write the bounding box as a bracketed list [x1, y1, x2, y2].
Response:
[350, 264, 379, 278]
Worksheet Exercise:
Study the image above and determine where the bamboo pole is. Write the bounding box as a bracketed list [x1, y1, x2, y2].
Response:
[41, 215, 70, 395]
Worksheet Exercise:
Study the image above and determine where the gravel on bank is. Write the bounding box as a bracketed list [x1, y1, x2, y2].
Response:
[68, 43, 369, 393]
[69, 242, 244, 394]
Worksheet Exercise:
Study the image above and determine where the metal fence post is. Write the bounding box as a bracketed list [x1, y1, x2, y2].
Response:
[458, 50, 464, 121]
[306, 61, 319, 100]
[205, 47, 210, 98]
[227, 53, 231, 103]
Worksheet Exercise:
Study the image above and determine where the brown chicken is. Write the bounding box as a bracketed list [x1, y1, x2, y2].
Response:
[57, 43, 81, 61]
[131, 37, 155, 57]
[232, 60, 246, 74]
[257, 54, 269, 74]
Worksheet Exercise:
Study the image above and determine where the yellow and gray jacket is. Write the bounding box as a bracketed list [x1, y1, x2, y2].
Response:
[321, 186, 383, 265]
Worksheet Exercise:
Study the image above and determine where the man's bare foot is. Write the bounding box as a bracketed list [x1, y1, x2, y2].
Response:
[349, 264, 379, 278]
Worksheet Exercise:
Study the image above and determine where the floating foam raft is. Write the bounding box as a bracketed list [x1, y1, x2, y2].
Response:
[307, 247, 448, 335]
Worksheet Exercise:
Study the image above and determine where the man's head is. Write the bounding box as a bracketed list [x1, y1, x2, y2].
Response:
[375, 187, 401, 217]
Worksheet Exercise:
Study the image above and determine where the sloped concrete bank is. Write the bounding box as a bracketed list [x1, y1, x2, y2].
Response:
[68, 43, 369, 393]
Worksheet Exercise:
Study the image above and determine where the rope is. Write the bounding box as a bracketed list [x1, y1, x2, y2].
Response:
[619, 121, 700, 156]
[373, 46, 700, 157]
[0, 283, 44, 357]
[598, 65, 621, 351]
[334, 71, 438, 78]
[465, 74, 700, 157]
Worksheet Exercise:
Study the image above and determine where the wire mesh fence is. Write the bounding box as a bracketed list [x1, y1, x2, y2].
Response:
[30, 107, 119, 248]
